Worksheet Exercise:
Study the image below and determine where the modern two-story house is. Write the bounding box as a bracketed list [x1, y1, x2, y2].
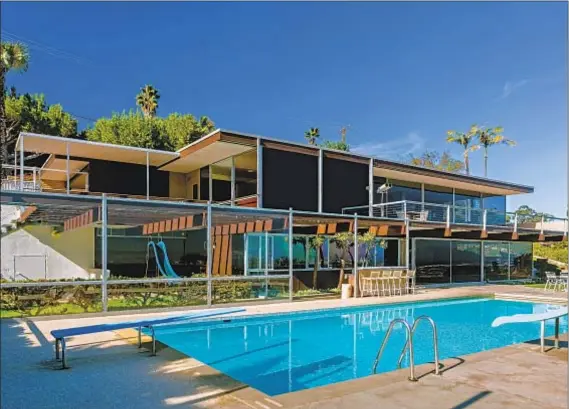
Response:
[1, 129, 566, 290]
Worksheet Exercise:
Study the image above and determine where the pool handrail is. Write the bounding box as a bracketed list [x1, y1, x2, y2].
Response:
[396, 315, 440, 375]
[491, 306, 568, 352]
[372, 318, 416, 381]
[51, 307, 245, 369]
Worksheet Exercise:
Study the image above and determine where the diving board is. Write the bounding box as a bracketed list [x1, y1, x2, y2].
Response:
[51, 307, 244, 369]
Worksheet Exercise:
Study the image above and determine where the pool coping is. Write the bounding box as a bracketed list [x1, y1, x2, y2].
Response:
[114, 290, 567, 406]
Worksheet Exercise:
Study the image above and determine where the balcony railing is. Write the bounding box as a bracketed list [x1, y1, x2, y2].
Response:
[343, 200, 568, 235]
[1, 164, 90, 193]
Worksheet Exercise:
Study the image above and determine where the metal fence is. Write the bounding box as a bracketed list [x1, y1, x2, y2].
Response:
[0, 190, 385, 317]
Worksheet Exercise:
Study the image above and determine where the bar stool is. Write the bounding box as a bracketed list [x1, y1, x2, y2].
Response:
[370, 270, 383, 296]
[390, 270, 403, 296]
[405, 269, 416, 294]
[381, 270, 393, 296]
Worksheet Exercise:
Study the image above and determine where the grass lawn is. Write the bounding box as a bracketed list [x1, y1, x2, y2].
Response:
[525, 283, 546, 289]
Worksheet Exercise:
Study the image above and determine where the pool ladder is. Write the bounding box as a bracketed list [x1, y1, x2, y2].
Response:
[371, 315, 441, 382]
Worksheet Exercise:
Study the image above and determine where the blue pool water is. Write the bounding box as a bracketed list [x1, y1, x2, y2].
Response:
[151, 298, 568, 396]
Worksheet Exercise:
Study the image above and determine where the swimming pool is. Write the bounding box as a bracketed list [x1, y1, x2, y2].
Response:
[151, 297, 568, 396]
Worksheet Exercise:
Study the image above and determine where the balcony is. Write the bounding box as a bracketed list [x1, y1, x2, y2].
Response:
[343, 200, 568, 236]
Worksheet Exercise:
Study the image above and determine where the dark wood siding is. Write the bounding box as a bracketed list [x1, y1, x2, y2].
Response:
[323, 156, 368, 214]
[262, 148, 318, 211]
[88, 159, 169, 197]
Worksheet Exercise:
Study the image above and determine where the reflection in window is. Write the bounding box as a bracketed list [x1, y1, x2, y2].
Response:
[234, 150, 257, 199]
[484, 242, 509, 281]
[308, 239, 329, 269]
[451, 241, 481, 282]
[414, 239, 451, 284]
[483, 195, 506, 226]
[510, 242, 532, 280]
[454, 190, 483, 224]
[357, 239, 400, 267]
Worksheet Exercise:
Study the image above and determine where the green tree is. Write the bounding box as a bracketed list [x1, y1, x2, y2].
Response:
[85, 111, 215, 151]
[468, 125, 516, 177]
[1, 42, 30, 172]
[446, 128, 476, 175]
[308, 235, 325, 289]
[331, 232, 353, 288]
[321, 140, 349, 151]
[407, 150, 465, 173]
[304, 127, 320, 146]
[3, 93, 78, 174]
[136, 85, 160, 118]
[513, 205, 554, 224]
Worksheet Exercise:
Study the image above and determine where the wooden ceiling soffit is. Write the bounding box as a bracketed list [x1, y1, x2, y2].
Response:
[262, 141, 319, 156]
[179, 132, 221, 158]
[219, 131, 258, 147]
[324, 151, 369, 165]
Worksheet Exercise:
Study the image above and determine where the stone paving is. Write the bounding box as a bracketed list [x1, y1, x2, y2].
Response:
[1, 285, 567, 409]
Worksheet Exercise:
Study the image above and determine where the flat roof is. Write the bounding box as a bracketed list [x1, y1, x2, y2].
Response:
[17, 132, 179, 167]
[16, 130, 533, 195]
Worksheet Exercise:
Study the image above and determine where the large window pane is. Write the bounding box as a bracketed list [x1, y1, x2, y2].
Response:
[484, 242, 509, 281]
[483, 195, 506, 226]
[451, 241, 481, 283]
[454, 189, 483, 224]
[271, 235, 289, 270]
[378, 180, 421, 204]
[234, 150, 257, 199]
[211, 157, 232, 202]
[414, 239, 450, 284]
[510, 242, 533, 280]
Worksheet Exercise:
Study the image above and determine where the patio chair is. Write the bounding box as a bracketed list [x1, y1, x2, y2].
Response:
[380, 270, 393, 296]
[369, 270, 383, 297]
[558, 272, 568, 292]
[544, 271, 559, 292]
[390, 270, 404, 296]
[405, 269, 417, 295]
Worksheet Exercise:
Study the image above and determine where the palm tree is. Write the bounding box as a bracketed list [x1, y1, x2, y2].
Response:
[304, 127, 320, 145]
[136, 85, 160, 118]
[1, 42, 29, 176]
[446, 128, 476, 175]
[468, 125, 516, 177]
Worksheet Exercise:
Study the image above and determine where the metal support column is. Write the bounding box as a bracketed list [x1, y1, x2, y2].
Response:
[66, 142, 70, 194]
[288, 208, 293, 301]
[101, 194, 108, 312]
[368, 158, 373, 216]
[318, 149, 323, 213]
[230, 156, 236, 206]
[19, 135, 24, 190]
[406, 219, 410, 271]
[353, 214, 359, 298]
[208, 165, 213, 202]
[206, 201, 213, 306]
[146, 151, 150, 200]
[256, 138, 263, 208]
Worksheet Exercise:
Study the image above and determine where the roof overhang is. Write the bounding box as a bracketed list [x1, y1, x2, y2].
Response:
[159, 130, 257, 173]
[17, 132, 178, 167]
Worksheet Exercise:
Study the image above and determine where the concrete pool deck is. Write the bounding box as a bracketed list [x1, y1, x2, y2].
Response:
[1, 284, 567, 409]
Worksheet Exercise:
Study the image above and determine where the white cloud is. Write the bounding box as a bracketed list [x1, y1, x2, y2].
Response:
[352, 132, 424, 159]
[500, 79, 528, 99]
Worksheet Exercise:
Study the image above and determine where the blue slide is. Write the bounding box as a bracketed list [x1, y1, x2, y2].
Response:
[147, 241, 181, 278]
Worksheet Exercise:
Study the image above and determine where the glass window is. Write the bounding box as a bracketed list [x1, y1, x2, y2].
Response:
[211, 157, 232, 202]
[414, 239, 450, 284]
[484, 242, 509, 281]
[271, 235, 289, 270]
[246, 234, 266, 274]
[357, 238, 400, 267]
[379, 180, 422, 204]
[510, 242, 532, 280]
[483, 195, 506, 226]
[454, 189, 483, 225]
[292, 236, 308, 269]
[424, 185, 453, 205]
[451, 241, 481, 283]
[234, 150, 257, 199]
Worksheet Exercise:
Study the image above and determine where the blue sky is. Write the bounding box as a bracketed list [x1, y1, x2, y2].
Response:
[2, 2, 567, 216]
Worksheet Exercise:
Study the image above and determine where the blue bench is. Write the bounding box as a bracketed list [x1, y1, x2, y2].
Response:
[50, 307, 245, 369]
